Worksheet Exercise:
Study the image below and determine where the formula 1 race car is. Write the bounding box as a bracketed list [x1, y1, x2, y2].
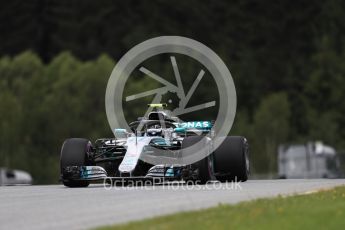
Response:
[60, 104, 249, 187]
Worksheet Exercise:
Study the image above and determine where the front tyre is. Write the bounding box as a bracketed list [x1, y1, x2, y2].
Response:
[60, 138, 91, 187]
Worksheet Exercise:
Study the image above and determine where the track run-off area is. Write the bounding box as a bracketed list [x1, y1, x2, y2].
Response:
[1, 179, 345, 230]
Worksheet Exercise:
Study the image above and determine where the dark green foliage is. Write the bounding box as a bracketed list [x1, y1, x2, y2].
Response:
[0, 51, 114, 183]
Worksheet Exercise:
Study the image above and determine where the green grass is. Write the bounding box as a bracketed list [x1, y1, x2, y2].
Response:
[98, 186, 345, 230]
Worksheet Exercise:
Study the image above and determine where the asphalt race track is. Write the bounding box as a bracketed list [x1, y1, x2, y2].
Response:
[1, 179, 345, 230]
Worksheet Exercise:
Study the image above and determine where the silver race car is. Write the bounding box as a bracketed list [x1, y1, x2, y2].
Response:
[60, 104, 249, 187]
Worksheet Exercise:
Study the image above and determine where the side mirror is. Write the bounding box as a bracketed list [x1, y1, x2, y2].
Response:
[114, 129, 129, 139]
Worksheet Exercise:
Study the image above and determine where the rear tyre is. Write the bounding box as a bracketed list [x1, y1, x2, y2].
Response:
[214, 136, 249, 182]
[182, 136, 214, 184]
[60, 138, 91, 187]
